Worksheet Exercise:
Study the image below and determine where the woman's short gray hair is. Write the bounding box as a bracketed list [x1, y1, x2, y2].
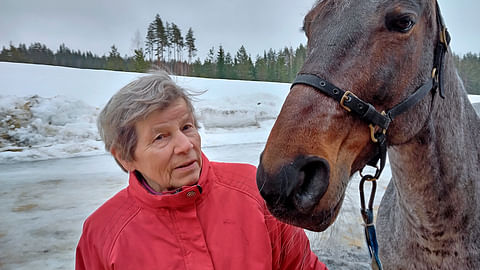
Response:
[97, 71, 198, 170]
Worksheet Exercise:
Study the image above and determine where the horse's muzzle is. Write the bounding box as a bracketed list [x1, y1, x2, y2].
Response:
[257, 155, 330, 215]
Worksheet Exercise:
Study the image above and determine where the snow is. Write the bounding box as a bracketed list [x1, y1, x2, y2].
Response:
[0, 61, 478, 270]
[0, 62, 289, 163]
[469, 94, 480, 104]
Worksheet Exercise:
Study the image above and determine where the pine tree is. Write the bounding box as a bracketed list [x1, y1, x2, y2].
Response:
[203, 46, 216, 77]
[266, 49, 277, 81]
[106, 45, 124, 71]
[216, 46, 226, 78]
[154, 15, 167, 62]
[285, 47, 295, 81]
[170, 23, 184, 62]
[276, 48, 289, 82]
[225, 52, 235, 79]
[185, 28, 197, 64]
[145, 22, 156, 61]
[27, 42, 54, 65]
[55, 43, 71, 66]
[191, 58, 204, 77]
[293, 44, 306, 77]
[133, 48, 149, 72]
[456, 52, 480, 95]
[235, 46, 254, 80]
[0, 43, 28, 63]
[165, 22, 173, 62]
[254, 52, 268, 81]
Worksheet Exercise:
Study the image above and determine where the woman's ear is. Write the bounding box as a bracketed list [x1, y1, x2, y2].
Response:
[111, 148, 134, 172]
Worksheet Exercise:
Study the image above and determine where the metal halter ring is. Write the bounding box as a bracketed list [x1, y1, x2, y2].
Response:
[340, 91, 355, 112]
[359, 166, 379, 182]
[431, 67, 438, 80]
[440, 26, 448, 46]
[369, 124, 386, 143]
[368, 111, 387, 143]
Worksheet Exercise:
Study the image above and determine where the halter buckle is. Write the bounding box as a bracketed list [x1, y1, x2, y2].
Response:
[340, 91, 355, 112]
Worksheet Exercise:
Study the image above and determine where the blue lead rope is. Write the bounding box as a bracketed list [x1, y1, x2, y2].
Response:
[362, 208, 383, 270]
[360, 174, 383, 270]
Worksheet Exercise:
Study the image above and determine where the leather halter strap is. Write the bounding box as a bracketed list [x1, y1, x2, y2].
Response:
[291, 74, 436, 132]
[291, 2, 450, 142]
[291, 74, 392, 130]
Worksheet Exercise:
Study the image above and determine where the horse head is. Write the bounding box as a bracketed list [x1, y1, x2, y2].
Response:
[257, 0, 447, 231]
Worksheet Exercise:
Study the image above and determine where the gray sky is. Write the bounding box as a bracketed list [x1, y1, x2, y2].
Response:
[0, 0, 478, 60]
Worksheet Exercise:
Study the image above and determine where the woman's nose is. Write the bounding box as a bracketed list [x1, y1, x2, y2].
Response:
[173, 131, 194, 154]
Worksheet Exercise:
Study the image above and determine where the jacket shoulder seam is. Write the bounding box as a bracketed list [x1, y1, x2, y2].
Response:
[106, 204, 142, 261]
[210, 162, 264, 207]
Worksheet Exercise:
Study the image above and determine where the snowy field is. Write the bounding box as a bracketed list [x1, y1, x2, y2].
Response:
[0, 62, 478, 270]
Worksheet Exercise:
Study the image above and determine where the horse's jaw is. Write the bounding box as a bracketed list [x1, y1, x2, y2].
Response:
[267, 194, 346, 232]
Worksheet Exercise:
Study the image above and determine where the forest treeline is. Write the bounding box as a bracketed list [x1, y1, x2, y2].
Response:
[0, 41, 307, 84]
[0, 14, 479, 94]
[453, 53, 480, 95]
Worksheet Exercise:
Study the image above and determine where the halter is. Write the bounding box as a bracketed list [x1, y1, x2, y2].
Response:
[290, 2, 450, 269]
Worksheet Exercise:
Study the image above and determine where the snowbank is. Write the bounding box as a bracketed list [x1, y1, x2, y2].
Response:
[0, 95, 104, 161]
[0, 62, 290, 163]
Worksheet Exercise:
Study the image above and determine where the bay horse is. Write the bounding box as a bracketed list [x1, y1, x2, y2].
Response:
[256, 0, 480, 269]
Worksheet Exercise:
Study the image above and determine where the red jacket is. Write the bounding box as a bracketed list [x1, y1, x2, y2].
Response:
[76, 154, 327, 270]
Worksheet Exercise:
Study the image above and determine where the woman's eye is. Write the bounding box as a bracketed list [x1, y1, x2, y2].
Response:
[387, 14, 416, 33]
[183, 124, 194, 131]
[154, 134, 164, 141]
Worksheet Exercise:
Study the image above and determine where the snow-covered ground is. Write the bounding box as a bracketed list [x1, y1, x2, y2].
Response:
[0, 62, 478, 270]
[0, 62, 291, 163]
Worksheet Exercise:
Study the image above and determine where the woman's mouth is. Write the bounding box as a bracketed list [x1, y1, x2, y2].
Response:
[175, 160, 196, 171]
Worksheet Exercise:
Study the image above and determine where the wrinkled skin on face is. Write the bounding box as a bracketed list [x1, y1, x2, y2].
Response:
[114, 98, 203, 192]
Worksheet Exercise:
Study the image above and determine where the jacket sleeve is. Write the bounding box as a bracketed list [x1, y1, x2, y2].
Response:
[266, 213, 328, 270]
[75, 223, 106, 270]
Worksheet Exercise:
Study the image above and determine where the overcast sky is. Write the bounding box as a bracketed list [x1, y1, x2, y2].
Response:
[1, 0, 478, 60]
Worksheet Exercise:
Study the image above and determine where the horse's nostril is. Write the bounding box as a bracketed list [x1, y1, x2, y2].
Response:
[256, 155, 330, 215]
[294, 157, 330, 213]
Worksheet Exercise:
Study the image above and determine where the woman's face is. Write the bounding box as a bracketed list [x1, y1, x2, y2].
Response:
[117, 98, 202, 192]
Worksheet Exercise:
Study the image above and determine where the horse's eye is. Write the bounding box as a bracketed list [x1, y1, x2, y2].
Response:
[386, 14, 416, 33]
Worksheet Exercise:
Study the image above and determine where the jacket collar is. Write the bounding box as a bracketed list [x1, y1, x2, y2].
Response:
[127, 152, 211, 209]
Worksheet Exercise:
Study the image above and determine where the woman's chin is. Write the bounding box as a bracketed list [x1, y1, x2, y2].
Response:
[172, 167, 201, 188]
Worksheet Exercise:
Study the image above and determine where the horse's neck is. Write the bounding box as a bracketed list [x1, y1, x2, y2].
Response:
[388, 56, 480, 232]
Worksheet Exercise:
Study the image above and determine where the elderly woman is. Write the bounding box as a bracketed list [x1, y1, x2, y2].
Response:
[76, 71, 327, 270]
